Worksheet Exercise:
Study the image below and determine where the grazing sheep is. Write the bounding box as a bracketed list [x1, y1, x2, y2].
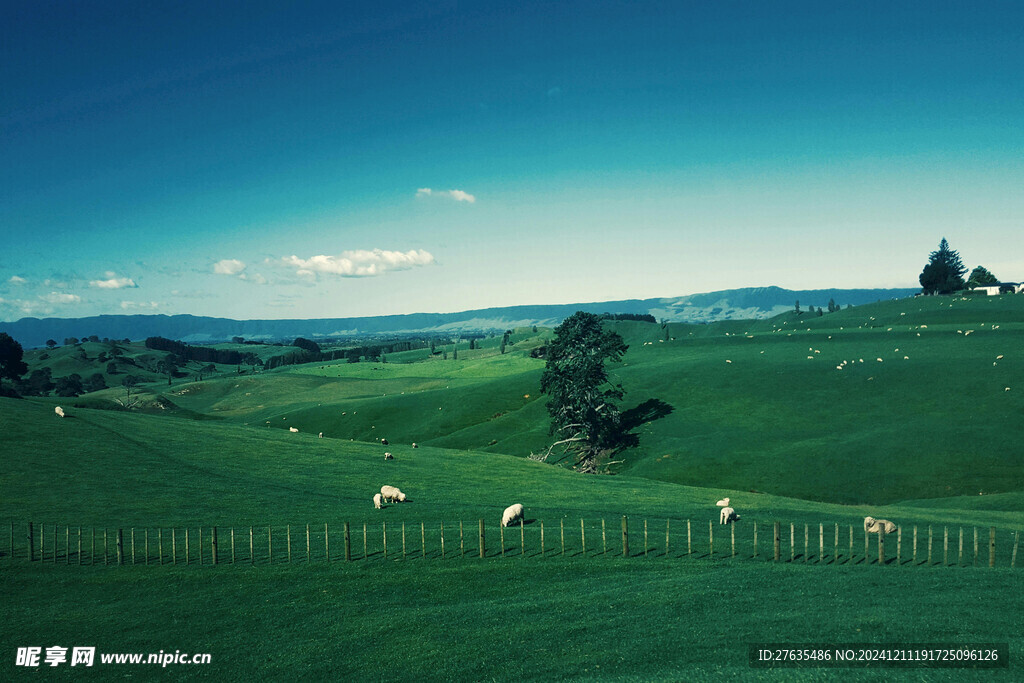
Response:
[380, 485, 406, 503]
[289, 427, 299, 433]
[720, 506, 739, 524]
[863, 516, 897, 534]
[715, 497, 730, 507]
[411, 442, 418, 449]
[54, 406, 65, 418]
[501, 503, 525, 527]
[318, 432, 323, 438]
[373, 493, 383, 509]
[384, 452, 394, 460]
[381, 438, 389, 445]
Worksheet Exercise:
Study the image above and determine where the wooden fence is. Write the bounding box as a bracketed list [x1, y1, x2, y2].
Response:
[5, 520, 1020, 568]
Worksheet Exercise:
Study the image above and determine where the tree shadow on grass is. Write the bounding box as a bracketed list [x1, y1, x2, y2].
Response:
[618, 398, 675, 449]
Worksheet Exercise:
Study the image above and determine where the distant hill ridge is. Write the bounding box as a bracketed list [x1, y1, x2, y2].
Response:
[1, 286, 918, 348]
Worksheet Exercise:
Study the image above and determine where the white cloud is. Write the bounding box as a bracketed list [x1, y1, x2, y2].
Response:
[90, 275, 137, 289]
[214, 259, 247, 276]
[416, 188, 476, 203]
[8, 275, 26, 285]
[238, 272, 267, 285]
[43, 292, 82, 304]
[279, 249, 436, 279]
[120, 301, 160, 310]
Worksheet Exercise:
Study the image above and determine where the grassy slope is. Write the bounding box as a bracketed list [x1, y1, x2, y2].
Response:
[1, 397, 1023, 681]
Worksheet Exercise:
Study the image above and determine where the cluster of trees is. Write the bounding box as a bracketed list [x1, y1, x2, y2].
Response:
[144, 337, 261, 367]
[919, 238, 1002, 295]
[599, 313, 657, 323]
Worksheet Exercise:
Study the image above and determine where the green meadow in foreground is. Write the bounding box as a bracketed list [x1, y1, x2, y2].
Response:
[2, 294, 1023, 680]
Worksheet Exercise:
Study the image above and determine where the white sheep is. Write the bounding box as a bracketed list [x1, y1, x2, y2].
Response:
[381, 438, 389, 445]
[719, 506, 739, 524]
[289, 427, 298, 433]
[863, 516, 897, 534]
[501, 503, 525, 527]
[380, 485, 406, 503]
[411, 443, 418, 449]
[54, 406, 65, 418]
[715, 497, 730, 507]
[373, 493, 383, 509]
[318, 432, 323, 438]
[384, 452, 394, 460]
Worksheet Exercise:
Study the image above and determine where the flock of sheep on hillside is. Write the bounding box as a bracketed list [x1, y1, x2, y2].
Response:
[49, 407, 901, 534]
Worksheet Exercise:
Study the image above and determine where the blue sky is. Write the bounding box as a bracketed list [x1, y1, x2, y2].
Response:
[2, 0, 1022, 321]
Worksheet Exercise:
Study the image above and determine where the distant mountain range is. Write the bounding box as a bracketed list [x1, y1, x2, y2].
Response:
[1, 286, 919, 348]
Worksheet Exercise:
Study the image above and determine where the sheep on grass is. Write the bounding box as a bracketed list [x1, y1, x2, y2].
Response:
[501, 503, 525, 527]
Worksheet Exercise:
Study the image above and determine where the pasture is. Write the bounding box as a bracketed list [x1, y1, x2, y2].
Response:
[2, 294, 1023, 679]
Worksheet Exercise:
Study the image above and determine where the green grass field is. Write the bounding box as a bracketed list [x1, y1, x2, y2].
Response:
[3, 294, 1023, 679]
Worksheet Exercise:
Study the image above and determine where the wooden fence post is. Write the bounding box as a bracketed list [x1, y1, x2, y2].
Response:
[441, 522, 446, 559]
[790, 523, 794, 562]
[131, 528, 136, 565]
[580, 519, 585, 556]
[622, 516, 629, 558]
[116, 528, 124, 565]
[878, 529, 885, 566]
[974, 527, 978, 566]
[479, 519, 485, 559]
[687, 520, 691, 556]
[344, 522, 351, 562]
[897, 527, 901, 567]
[818, 524, 823, 564]
[421, 522, 426, 559]
[520, 520, 524, 558]
[249, 527, 254, 565]
[864, 526, 869, 564]
[602, 519, 607, 555]
[943, 527, 948, 566]
[27, 522, 33, 562]
[363, 523, 367, 560]
[402, 523, 407, 558]
[665, 519, 670, 557]
[709, 520, 713, 557]
[927, 526, 932, 565]
[158, 528, 163, 565]
[383, 522, 387, 559]
[849, 525, 853, 563]
[460, 521, 464, 558]
[172, 528, 177, 565]
[645, 520, 649, 557]
[212, 527, 218, 566]
[1012, 531, 1019, 568]
[287, 525, 291, 563]
[913, 526, 917, 564]
[803, 524, 808, 563]
[773, 522, 780, 562]
[540, 521, 544, 557]
[500, 523, 505, 557]
[753, 521, 758, 558]
[731, 523, 735, 558]
[231, 528, 235, 564]
[989, 527, 996, 568]
[958, 528, 963, 566]
[306, 524, 310, 563]
[834, 523, 838, 563]
[561, 519, 565, 556]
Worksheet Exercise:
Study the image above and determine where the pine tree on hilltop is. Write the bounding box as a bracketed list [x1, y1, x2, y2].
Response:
[919, 238, 968, 295]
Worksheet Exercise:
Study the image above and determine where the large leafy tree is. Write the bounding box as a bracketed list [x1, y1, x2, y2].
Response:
[539, 311, 628, 473]
[919, 238, 967, 295]
[966, 265, 999, 289]
[0, 332, 29, 395]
